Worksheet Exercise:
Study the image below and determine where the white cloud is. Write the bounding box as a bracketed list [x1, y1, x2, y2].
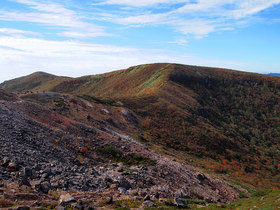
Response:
[169, 38, 188, 45]
[97, 0, 280, 39]
[230, 0, 280, 19]
[0, 0, 108, 38]
[58, 30, 104, 39]
[0, 28, 39, 36]
[175, 19, 216, 37]
[0, 36, 246, 83]
[0, 36, 175, 82]
[114, 13, 167, 25]
[1, 0, 279, 42]
[14, 0, 76, 15]
[94, 0, 187, 7]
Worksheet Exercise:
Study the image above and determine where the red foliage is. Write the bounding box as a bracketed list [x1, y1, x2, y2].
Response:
[80, 147, 89, 157]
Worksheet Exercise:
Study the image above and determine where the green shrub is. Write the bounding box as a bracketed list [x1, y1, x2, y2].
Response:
[79, 95, 120, 106]
[98, 145, 122, 160]
[252, 189, 272, 197]
[185, 199, 206, 205]
[115, 200, 142, 208]
[97, 145, 156, 166]
[239, 191, 249, 199]
[124, 153, 156, 166]
[54, 98, 66, 108]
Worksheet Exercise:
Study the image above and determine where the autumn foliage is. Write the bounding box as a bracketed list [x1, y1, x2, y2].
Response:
[2, 63, 280, 187]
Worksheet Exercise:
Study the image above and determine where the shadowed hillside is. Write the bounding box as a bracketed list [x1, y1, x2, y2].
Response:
[2, 63, 280, 188]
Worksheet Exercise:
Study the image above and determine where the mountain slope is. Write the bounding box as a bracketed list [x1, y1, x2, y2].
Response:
[0, 63, 173, 97]
[0, 71, 69, 92]
[0, 89, 243, 209]
[2, 63, 280, 188]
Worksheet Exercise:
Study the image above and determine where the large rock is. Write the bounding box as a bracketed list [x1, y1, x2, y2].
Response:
[175, 189, 191, 199]
[59, 193, 76, 206]
[23, 167, 32, 178]
[107, 195, 114, 204]
[19, 176, 31, 186]
[174, 197, 189, 208]
[118, 177, 132, 190]
[58, 195, 94, 210]
[142, 200, 154, 207]
[118, 187, 127, 194]
[35, 181, 51, 194]
[143, 194, 151, 201]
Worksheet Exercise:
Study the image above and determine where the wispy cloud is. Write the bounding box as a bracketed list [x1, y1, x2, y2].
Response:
[14, 0, 76, 15]
[0, 0, 109, 38]
[93, 0, 186, 7]
[113, 13, 168, 25]
[230, 0, 280, 19]
[0, 28, 39, 36]
[1, 0, 279, 40]
[0, 0, 278, 81]
[169, 38, 188, 45]
[95, 0, 280, 39]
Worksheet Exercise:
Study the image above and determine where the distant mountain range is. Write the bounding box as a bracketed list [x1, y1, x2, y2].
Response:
[1, 63, 280, 189]
[268, 73, 280, 77]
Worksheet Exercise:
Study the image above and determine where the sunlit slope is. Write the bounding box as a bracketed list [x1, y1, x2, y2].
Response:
[1, 64, 172, 97]
[0, 72, 69, 93]
[50, 63, 172, 97]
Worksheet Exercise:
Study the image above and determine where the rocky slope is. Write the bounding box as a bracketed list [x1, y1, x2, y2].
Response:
[0, 89, 243, 209]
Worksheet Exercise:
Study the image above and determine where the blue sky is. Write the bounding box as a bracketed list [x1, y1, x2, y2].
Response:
[0, 0, 280, 82]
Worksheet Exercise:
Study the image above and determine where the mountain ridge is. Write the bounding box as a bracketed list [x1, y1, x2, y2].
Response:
[2, 63, 278, 97]
[0, 71, 69, 93]
[268, 73, 280, 77]
[2, 63, 280, 188]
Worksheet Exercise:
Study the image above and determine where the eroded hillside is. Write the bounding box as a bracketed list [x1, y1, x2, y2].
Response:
[0, 89, 244, 209]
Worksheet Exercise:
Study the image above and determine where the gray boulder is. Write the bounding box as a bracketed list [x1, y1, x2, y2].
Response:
[174, 197, 189, 208]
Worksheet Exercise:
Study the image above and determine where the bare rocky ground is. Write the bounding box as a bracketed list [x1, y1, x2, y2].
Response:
[0, 90, 246, 209]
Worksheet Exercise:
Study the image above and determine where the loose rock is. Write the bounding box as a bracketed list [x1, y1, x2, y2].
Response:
[59, 193, 76, 206]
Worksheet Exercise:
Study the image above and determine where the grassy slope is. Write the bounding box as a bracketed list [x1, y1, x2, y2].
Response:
[0, 72, 69, 92]
[1, 63, 280, 188]
[0, 64, 170, 96]
[49, 63, 172, 97]
[203, 189, 280, 209]
[96, 189, 280, 209]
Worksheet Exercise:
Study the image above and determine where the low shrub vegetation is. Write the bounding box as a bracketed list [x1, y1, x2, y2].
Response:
[0, 198, 14, 208]
[97, 145, 156, 166]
